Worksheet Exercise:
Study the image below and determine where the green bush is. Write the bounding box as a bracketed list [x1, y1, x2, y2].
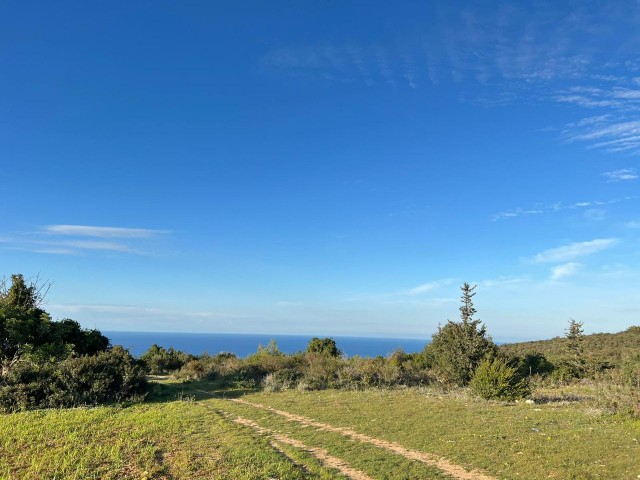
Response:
[306, 337, 341, 357]
[0, 347, 147, 412]
[620, 354, 640, 388]
[262, 368, 302, 392]
[469, 356, 531, 401]
[140, 344, 193, 374]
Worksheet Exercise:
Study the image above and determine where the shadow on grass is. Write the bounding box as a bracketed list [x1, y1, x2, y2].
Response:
[146, 379, 258, 404]
[532, 394, 590, 404]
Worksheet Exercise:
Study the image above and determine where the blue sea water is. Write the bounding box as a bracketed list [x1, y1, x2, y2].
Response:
[104, 331, 428, 358]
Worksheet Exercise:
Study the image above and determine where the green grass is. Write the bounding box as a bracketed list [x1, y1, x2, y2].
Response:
[230, 387, 640, 480]
[0, 393, 346, 479]
[1, 381, 639, 479]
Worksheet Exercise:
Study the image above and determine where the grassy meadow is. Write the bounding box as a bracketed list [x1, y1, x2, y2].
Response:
[2, 380, 638, 479]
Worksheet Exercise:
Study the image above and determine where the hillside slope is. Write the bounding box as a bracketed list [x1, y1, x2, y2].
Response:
[500, 325, 640, 366]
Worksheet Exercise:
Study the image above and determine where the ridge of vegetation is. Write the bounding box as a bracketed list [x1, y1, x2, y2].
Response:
[500, 325, 640, 368]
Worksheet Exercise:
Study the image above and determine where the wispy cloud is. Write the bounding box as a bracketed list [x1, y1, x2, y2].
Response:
[0, 224, 168, 256]
[406, 279, 454, 295]
[344, 278, 454, 303]
[261, 4, 640, 163]
[550, 262, 583, 280]
[532, 238, 617, 263]
[62, 240, 139, 253]
[491, 208, 544, 222]
[49, 304, 165, 314]
[48, 304, 245, 321]
[492, 196, 635, 221]
[43, 225, 165, 238]
[603, 169, 638, 182]
[478, 276, 528, 288]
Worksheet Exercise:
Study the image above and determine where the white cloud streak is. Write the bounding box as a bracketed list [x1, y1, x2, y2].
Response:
[406, 279, 454, 295]
[532, 239, 617, 264]
[550, 262, 583, 280]
[478, 276, 528, 288]
[603, 169, 638, 182]
[492, 196, 635, 221]
[44, 225, 164, 238]
[0, 224, 168, 256]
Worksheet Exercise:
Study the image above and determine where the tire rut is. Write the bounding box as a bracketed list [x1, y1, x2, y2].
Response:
[231, 398, 496, 480]
[210, 405, 374, 480]
[193, 389, 496, 480]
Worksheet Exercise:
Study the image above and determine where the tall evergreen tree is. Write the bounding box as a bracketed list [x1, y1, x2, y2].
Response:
[564, 318, 585, 376]
[426, 283, 496, 386]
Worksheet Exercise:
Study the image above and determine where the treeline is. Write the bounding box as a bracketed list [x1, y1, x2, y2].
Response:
[139, 284, 639, 415]
[0, 275, 147, 412]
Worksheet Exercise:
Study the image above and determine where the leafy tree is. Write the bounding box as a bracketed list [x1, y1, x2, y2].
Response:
[0, 275, 52, 376]
[306, 337, 341, 357]
[426, 283, 497, 386]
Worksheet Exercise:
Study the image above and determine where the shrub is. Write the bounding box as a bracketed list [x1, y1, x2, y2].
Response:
[510, 352, 555, 377]
[620, 354, 640, 388]
[298, 353, 340, 390]
[306, 337, 341, 357]
[53, 346, 148, 406]
[0, 346, 147, 411]
[469, 356, 531, 401]
[262, 368, 301, 392]
[140, 344, 194, 374]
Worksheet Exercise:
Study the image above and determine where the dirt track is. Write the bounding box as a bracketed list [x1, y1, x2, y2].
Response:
[230, 413, 374, 480]
[230, 397, 496, 480]
[193, 389, 497, 480]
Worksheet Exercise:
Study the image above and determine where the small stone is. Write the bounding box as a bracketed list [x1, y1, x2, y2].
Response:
[525, 399, 535, 405]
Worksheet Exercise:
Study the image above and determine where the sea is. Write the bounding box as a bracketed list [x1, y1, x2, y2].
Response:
[104, 331, 428, 358]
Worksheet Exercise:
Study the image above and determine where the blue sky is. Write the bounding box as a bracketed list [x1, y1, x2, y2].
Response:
[2, 1, 639, 340]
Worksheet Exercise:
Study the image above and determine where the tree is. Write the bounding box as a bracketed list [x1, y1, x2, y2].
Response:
[0, 275, 51, 376]
[306, 337, 341, 357]
[1, 274, 108, 376]
[564, 318, 585, 376]
[426, 283, 497, 386]
[0, 274, 49, 311]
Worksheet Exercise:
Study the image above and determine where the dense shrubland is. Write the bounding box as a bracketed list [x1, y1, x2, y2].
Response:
[0, 275, 147, 411]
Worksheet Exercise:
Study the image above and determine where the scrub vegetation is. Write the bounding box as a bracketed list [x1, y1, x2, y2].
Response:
[1, 273, 639, 479]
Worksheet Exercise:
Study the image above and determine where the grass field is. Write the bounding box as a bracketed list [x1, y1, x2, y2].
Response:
[1, 381, 639, 479]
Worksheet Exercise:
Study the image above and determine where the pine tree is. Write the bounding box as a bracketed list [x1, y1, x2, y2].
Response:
[565, 318, 585, 377]
[426, 283, 497, 386]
